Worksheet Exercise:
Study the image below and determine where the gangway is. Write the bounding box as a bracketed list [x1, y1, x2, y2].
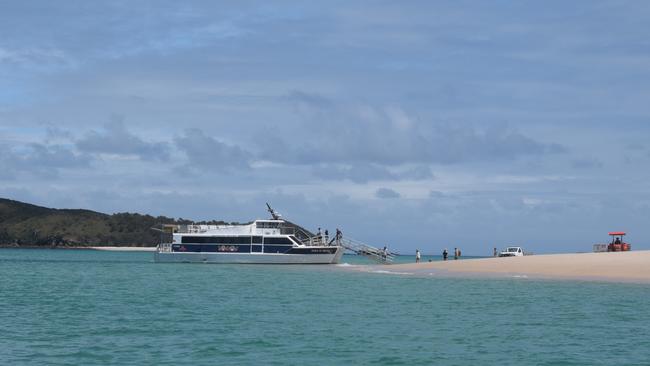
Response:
[301, 235, 394, 264]
[338, 237, 395, 264]
[266, 203, 394, 264]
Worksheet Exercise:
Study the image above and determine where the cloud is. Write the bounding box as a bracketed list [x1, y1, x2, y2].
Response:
[402, 165, 435, 180]
[104, 20, 251, 59]
[45, 126, 74, 140]
[0, 46, 75, 71]
[174, 128, 252, 171]
[312, 163, 395, 183]
[264, 91, 565, 166]
[571, 157, 603, 170]
[375, 187, 400, 199]
[24, 143, 89, 168]
[286, 90, 334, 109]
[76, 119, 170, 161]
[155, 21, 250, 50]
[312, 163, 433, 183]
[0, 142, 90, 179]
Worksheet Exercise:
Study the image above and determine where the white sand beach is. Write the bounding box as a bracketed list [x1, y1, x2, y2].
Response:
[385, 251, 650, 283]
[90, 246, 157, 252]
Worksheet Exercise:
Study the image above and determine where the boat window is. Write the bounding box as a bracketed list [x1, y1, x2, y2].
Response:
[264, 237, 293, 245]
[182, 236, 206, 243]
[252, 236, 263, 244]
[263, 245, 291, 254]
[256, 221, 280, 229]
[280, 227, 296, 235]
[181, 236, 252, 244]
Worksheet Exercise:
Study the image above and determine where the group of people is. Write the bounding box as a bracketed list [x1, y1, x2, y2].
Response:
[414, 247, 462, 263]
[316, 227, 343, 245]
[441, 247, 461, 261]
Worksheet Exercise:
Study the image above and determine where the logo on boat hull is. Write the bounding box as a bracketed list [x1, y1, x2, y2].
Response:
[218, 245, 238, 252]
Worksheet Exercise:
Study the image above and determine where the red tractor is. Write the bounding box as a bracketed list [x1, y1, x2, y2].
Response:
[607, 232, 631, 252]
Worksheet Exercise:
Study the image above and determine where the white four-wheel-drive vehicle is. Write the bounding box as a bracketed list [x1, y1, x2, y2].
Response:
[499, 246, 524, 257]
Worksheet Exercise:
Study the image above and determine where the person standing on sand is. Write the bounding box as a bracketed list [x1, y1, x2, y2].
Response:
[415, 249, 421, 263]
[442, 248, 448, 261]
[493, 247, 497, 257]
[454, 247, 458, 260]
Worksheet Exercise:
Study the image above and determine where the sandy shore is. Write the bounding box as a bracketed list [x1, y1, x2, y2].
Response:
[89, 246, 157, 252]
[381, 251, 650, 283]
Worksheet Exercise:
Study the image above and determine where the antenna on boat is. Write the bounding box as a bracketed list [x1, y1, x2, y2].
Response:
[266, 202, 282, 220]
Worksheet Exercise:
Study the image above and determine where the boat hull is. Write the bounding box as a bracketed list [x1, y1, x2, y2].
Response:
[154, 247, 344, 264]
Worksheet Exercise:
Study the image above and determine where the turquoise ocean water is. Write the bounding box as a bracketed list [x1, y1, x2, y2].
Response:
[1, 249, 649, 365]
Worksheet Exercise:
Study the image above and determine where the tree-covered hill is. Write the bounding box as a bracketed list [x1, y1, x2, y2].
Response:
[0, 198, 230, 247]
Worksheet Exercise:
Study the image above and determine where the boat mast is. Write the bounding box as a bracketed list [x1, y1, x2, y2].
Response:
[266, 202, 281, 220]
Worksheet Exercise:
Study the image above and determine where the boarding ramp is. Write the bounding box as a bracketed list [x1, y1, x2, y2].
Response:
[301, 235, 394, 264]
[338, 237, 395, 264]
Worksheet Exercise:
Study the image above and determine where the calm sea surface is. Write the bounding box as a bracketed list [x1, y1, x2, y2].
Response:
[1, 249, 649, 365]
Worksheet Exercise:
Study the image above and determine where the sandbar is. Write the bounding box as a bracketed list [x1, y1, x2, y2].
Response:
[89, 246, 156, 252]
[380, 251, 650, 283]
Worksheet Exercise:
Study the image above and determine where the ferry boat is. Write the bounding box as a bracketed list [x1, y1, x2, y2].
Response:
[154, 207, 344, 264]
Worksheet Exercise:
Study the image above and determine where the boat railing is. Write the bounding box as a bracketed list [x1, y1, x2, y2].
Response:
[300, 234, 394, 264]
[301, 235, 331, 246]
[176, 224, 235, 233]
[339, 236, 395, 264]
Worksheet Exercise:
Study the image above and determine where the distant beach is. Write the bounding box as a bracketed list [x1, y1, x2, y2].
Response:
[362, 251, 650, 283]
[0, 245, 157, 252]
[89, 246, 157, 252]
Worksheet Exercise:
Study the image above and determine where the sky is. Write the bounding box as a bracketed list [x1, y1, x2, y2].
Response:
[1, 1, 650, 254]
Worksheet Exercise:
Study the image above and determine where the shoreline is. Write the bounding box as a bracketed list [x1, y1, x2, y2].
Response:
[370, 251, 650, 284]
[0, 245, 156, 252]
[88, 246, 157, 252]
[2, 246, 649, 283]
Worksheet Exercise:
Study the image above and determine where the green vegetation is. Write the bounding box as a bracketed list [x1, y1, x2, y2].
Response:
[0, 198, 231, 247]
